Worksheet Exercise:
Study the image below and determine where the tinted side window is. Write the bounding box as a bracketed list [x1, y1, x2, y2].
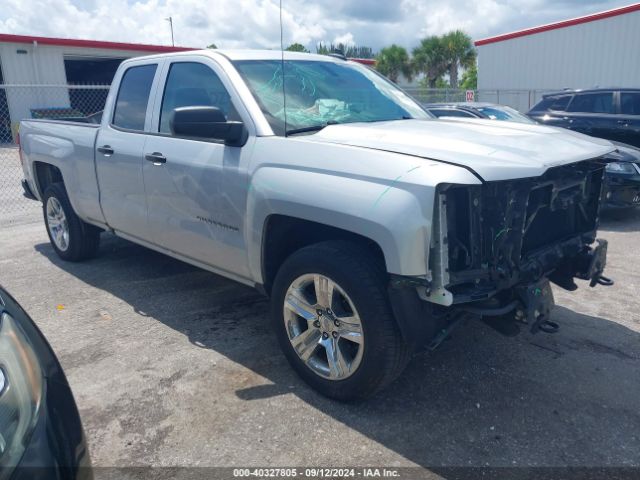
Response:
[159, 62, 238, 134]
[621, 93, 640, 115]
[568, 93, 614, 114]
[533, 95, 572, 112]
[112, 64, 157, 130]
[429, 109, 477, 118]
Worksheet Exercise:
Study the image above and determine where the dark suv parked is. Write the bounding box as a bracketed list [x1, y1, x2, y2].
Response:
[528, 88, 640, 147]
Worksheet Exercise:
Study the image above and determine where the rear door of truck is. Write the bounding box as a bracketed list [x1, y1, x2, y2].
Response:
[94, 58, 163, 239]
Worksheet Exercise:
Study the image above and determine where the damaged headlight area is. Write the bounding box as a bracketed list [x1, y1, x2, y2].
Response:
[0, 310, 44, 475]
[0, 288, 91, 480]
[425, 158, 613, 333]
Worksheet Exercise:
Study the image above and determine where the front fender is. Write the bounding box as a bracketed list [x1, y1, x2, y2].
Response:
[246, 165, 437, 282]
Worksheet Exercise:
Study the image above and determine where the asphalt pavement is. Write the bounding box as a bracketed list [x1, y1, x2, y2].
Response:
[0, 197, 639, 476]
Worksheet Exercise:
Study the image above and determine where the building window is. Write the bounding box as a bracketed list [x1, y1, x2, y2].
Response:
[64, 56, 126, 116]
[0, 58, 11, 143]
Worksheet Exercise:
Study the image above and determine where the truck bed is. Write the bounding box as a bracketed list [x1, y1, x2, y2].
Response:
[20, 119, 105, 224]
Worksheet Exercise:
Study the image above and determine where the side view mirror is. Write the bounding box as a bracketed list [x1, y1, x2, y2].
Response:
[170, 106, 245, 146]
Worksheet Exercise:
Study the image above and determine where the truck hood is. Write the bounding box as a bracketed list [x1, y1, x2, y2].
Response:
[306, 118, 615, 181]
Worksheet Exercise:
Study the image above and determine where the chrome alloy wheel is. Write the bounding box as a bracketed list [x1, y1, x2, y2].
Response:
[46, 197, 70, 252]
[283, 273, 364, 380]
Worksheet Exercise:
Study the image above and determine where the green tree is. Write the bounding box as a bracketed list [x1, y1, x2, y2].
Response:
[316, 42, 330, 55]
[207, 43, 218, 49]
[345, 45, 374, 59]
[441, 30, 476, 88]
[435, 77, 449, 89]
[375, 44, 412, 83]
[412, 36, 448, 88]
[334, 43, 348, 56]
[459, 61, 477, 90]
[419, 76, 449, 91]
[316, 42, 374, 58]
[286, 43, 309, 53]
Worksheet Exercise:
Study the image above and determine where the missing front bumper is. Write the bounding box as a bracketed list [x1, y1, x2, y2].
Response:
[427, 159, 609, 306]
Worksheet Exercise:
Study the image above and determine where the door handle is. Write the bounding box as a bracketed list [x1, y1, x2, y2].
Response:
[97, 145, 114, 156]
[145, 152, 167, 165]
[617, 120, 629, 126]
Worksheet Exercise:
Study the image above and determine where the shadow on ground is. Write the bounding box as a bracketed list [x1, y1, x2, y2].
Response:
[35, 236, 640, 470]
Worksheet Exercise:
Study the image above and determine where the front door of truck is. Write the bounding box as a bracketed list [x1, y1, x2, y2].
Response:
[95, 61, 160, 239]
[142, 58, 254, 278]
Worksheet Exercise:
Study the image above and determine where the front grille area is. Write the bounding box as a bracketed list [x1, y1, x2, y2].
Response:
[440, 159, 605, 299]
[521, 164, 602, 254]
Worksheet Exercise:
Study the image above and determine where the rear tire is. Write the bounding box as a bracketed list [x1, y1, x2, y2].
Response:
[43, 183, 100, 262]
[270, 240, 410, 401]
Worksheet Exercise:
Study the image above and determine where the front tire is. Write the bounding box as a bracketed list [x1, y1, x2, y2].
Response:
[43, 183, 100, 262]
[270, 241, 410, 401]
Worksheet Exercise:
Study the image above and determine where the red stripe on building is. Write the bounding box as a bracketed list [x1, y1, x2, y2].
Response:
[475, 2, 640, 46]
[0, 33, 193, 52]
[349, 58, 376, 66]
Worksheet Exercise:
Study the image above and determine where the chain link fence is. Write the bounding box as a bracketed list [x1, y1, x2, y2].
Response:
[404, 87, 469, 104]
[404, 87, 554, 113]
[0, 85, 109, 227]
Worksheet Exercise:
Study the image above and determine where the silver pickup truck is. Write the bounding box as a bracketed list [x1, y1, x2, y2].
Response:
[19, 50, 615, 400]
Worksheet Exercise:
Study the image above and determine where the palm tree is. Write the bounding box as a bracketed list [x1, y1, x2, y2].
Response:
[412, 36, 448, 88]
[375, 45, 412, 83]
[459, 62, 477, 90]
[441, 30, 476, 88]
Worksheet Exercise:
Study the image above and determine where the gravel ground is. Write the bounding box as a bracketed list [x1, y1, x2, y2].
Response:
[0, 202, 639, 476]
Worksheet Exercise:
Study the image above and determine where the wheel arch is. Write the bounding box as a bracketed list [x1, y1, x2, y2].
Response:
[33, 161, 64, 198]
[260, 214, 388, 295]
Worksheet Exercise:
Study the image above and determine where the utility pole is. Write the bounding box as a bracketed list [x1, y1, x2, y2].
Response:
[166, 17, 174, 46]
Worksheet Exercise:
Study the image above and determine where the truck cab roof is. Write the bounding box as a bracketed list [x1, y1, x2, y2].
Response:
[119, 48, 346, 65]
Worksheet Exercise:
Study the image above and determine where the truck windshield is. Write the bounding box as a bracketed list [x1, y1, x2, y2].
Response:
[233, 59, 431, 136]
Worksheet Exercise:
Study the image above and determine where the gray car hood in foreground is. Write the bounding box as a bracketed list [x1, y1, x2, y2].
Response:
[307, 118, 615, 181]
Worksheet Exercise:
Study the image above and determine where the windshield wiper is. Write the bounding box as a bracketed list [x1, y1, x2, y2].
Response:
[285, 120, 338, 137]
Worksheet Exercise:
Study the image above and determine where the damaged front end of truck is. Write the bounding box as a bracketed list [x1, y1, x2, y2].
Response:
[390, 157, 614, 350]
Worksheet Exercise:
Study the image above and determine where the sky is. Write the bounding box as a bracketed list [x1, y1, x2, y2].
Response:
[0, 0, 635, 52]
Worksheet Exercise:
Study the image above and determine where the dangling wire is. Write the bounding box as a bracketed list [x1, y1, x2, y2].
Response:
[279, 0, 288, 136]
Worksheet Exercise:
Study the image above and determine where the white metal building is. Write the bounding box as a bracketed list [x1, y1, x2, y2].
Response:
[0, 33, 190, 141]
[475, 3, 640, 112]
